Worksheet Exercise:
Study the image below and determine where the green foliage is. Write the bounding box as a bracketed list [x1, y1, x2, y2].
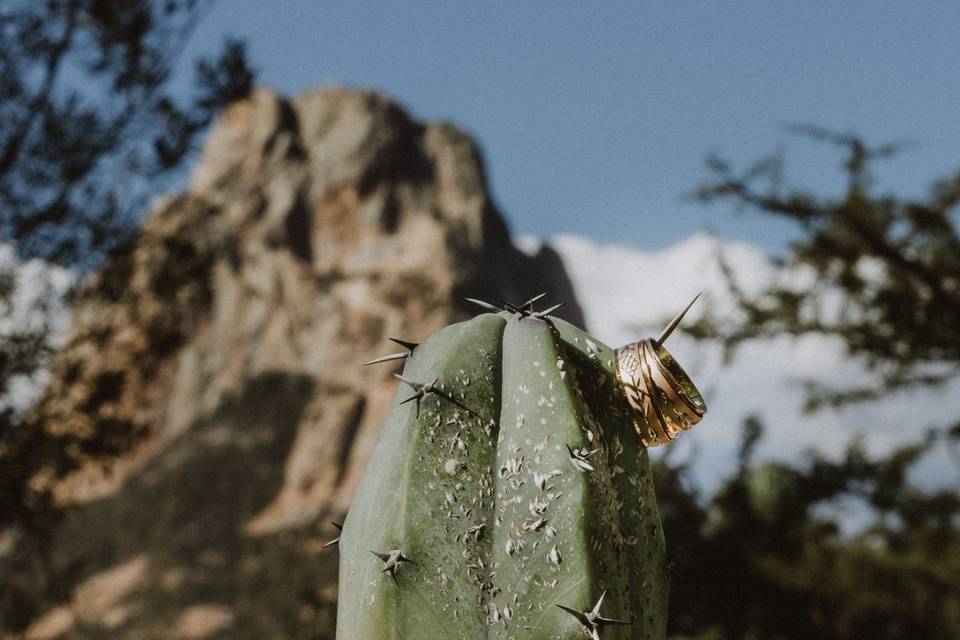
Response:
[659, 127, 960, 639]
[657, 421, 960, 640]
[691, 125, 960, 411]
[338, 312, 668, 639]
[0, 0, 255, 267]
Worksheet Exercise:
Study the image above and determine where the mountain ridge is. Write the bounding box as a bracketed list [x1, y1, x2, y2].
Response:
[1, 85, 584, 638]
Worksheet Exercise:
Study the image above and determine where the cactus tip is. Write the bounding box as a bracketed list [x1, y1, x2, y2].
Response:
[363, 338, 419, 366]
[466, 297, 502, 313]
[566, 444, 597, 472]
[520, 291, 548, 310]
[371, 549, 414, 579]
[533, 302, 564, 318]
[557, 590, 632, 639]
[362, 352, 409, 366]
[394, 375, 439, 417]
[388, 337, 419, 351]
[322, 521, 344, 548]
[556, 603, 590, 627]
[467, 292, 563, 320]
[657, 291, 702, 345]
[589, 589, 607, 618]
[394, 373, 421, 389]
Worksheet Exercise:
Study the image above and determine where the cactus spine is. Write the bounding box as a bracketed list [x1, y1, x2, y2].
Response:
[337, 307, 670, 639]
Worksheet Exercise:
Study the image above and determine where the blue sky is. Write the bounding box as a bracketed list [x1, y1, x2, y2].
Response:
[179, 1, 960, 252]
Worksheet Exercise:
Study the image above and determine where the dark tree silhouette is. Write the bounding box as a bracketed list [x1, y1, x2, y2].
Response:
[0, 0, 253, 565]
[652, 129, 960, 639]
[656, 418, 960, 640]
[0, 0, 254, 267]
[691, 126, 960, 416]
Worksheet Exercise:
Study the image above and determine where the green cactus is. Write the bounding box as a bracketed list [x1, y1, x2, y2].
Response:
[337, 300, 678, 640]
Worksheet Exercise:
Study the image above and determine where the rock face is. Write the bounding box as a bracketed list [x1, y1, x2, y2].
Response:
[1, 87, 584, 638]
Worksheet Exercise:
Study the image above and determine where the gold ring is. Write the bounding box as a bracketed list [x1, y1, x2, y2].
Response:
[614, 338, 706, 447]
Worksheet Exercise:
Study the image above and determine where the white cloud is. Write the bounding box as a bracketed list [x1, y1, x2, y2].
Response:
[0, 244, 75, 413]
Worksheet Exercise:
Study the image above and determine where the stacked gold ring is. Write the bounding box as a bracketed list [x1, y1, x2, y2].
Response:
[614, 338, 707, 448]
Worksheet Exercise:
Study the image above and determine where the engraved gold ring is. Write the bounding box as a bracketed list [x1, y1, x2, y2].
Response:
[613, 294, 707, 447]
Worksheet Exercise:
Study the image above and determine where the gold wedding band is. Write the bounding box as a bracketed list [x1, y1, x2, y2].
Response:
[614, 338, 706, 447]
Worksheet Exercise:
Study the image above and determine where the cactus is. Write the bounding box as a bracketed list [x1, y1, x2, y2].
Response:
[337, 297, 703, 639]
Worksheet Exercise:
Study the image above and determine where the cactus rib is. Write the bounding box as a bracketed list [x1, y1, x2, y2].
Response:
[338, 310, 669, 639]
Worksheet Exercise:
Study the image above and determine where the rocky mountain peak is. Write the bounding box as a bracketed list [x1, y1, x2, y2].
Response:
[6, 86, 583, 638]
